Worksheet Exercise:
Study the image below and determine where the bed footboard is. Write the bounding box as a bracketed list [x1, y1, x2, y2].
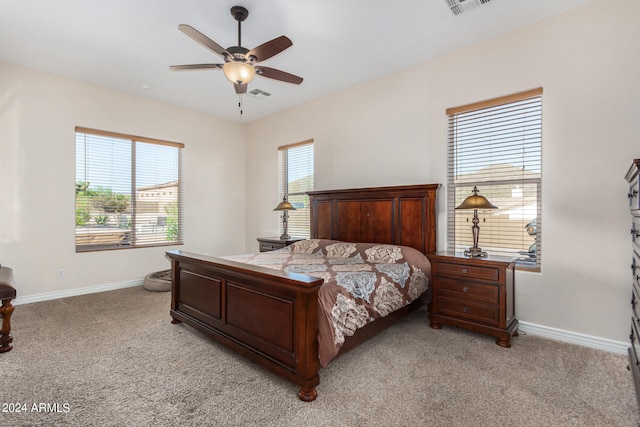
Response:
[166, 250, 324, 401]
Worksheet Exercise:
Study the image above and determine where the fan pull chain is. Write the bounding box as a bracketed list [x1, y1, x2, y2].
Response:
[238, 95, 243, 116]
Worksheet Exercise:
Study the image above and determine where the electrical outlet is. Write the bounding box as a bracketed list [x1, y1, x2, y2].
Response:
[57, 269, 64, 278]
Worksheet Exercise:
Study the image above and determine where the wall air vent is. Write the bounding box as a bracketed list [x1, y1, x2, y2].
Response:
[248, 88, 271, 99]
[444, 0, 493, 16]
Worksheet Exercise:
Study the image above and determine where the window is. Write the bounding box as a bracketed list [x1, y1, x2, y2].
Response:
[447, 88, 542, 269]
[75, 127, 183, 252]
[278, 140, 314, 238]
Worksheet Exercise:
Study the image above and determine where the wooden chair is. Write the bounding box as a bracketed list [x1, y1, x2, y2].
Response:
[0, 267, 16, 353]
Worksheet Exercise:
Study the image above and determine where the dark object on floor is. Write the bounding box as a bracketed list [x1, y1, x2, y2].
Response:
[143, 269, 171, 292]
[0, 267, 16, 353]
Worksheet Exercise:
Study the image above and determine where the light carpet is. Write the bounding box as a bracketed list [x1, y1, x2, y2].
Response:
[0, 286, 636, 426]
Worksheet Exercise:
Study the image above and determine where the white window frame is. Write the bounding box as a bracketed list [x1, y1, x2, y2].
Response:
[278, 140, 314, 239]
[75, 127, 184, 252]
[446, 88, 542, 270]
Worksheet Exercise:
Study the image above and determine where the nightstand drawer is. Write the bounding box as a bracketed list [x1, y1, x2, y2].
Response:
[257, 237, 304, 252]
[438, 297, 500, 325]
[259, 242, 285, 252]
[437, 277, 499, 304]
[436, 262, 500, 282]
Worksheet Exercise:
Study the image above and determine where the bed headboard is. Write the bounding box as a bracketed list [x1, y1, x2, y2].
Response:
[308, 184, 439, 255]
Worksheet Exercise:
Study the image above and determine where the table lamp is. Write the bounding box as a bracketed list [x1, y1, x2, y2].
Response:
[273, 197, 296, 240]
[455, 186, 498, 257]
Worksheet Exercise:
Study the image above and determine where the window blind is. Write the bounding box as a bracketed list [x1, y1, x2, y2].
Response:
[75, 127, 183, 251]
[446, 88, 542, 268]
[278, 140, 314, 238]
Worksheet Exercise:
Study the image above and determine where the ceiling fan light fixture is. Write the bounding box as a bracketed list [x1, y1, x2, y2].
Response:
[223, 61, 255, 85]
[171, 5, 302, 97]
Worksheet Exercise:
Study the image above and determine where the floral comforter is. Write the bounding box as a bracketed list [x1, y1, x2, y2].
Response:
[225, 239, 431, 366]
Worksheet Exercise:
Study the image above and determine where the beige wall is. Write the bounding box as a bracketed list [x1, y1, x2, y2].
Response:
[245, 0, 640, 343]
[0, 62, 246, 297]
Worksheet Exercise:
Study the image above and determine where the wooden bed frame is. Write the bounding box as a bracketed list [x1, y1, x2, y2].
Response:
[166, 184, 439, 401]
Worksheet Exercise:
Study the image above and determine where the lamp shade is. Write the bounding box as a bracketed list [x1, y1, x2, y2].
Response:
[223, 61, 256, 85]
[273, 198, 296, 211]
[455, 186, 498, 210]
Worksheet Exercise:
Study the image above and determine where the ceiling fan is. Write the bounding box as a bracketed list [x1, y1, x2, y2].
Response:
[170, 5, 303, 95]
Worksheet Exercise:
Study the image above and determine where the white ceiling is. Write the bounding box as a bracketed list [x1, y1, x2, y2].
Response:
[0, 0, 594, 122]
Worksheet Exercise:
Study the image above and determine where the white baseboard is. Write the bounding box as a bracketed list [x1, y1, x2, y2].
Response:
[518, 321, 629, 355]
[13, 279, 143, 306]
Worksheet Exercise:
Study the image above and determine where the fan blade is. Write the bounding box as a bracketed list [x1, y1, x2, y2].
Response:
[246, 36, 292, 62]
[235, 83, 247, 94]
[169, 64, 224, 71]
[178, 24, 230, 59]
[255, 66, 303, 84]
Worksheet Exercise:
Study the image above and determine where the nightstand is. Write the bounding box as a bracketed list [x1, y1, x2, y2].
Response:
[428, 252, 519, 347]
[257, 236, 305, 252]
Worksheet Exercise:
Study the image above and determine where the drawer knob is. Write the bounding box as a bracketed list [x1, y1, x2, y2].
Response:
[463, 286, 469, 293]
[463, 306, 469, 313]
[461, 268, 468, 274]
[630, 189, 638, 199]
[632, 229, 640, 238]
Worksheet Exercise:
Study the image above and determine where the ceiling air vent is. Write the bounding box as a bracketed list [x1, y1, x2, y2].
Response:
[248, 88, 271, 99]
[444, 0, 493, 16]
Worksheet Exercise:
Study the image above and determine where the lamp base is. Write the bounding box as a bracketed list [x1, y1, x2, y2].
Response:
[464, 246, 488, 258]
[279, 233, 291, 240]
